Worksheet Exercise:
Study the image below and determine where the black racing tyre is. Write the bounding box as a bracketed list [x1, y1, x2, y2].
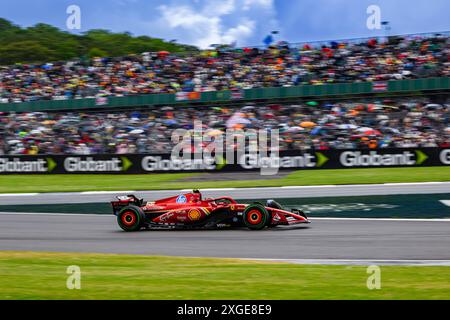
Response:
[243, 204, 270, 230]
[117, 205, 145, 232]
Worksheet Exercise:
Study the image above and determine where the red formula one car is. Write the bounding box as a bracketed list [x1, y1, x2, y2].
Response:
[111, 190, 310, 231]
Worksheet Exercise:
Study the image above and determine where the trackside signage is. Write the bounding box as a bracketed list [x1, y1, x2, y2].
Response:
[65, 157, 122, 172]
[240, 153, 319, 169]
[0, 157, 56, 173]
[0, 148, 448, 174]
[440, 149, 450, 165]
[141, 156, 216, 171]
[340, 150, 417, 167]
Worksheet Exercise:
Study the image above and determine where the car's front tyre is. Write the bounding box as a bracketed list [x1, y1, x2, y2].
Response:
[117, 205, 145, 232]
[243, 204, 270, 230]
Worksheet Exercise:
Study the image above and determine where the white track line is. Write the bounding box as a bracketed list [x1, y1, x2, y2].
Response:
[0, 193, 39, 197]
[1, 181, 450, 197]
[440, 200, 450, 207]
[280, 185, 337, 189]
[247, 258, 450, 266]
[181, 188, 237, 192]
[80, 191, 136, 195]
[383, 182, 445, 186]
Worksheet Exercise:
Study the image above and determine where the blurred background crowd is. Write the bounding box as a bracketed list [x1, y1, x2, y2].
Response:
[1, 97, 448, 155]
[1, 29, 449, 155]
[0, 34, 449, 104]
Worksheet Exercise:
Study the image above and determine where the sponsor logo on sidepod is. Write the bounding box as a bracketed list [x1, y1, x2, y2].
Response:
[188, 209, 202, 221]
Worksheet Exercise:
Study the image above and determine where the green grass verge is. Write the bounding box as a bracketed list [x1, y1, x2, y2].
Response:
[1, 251, 450, 300]
[1, 167, 450, 193]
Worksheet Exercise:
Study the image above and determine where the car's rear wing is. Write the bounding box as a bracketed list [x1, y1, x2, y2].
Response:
[111, 195, 144, 215]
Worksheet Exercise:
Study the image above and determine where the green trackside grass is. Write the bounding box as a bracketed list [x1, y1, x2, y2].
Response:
[0, 166, 450, 193]
[1, 251, 450, 300]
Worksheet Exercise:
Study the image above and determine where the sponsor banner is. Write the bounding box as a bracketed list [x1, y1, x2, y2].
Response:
[0, 155, 132, 174]
[95, 96, 109, 106]
[372, 81, 388, 92]
[0, 157, 57, 173]
[230, 89, 244, 100]
[0, 148, 448, 174]
[175, 91, 201, 101]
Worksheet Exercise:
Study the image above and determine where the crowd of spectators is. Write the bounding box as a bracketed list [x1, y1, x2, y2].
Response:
[0, 34, 449, 104]
[1, 97, 448, 155]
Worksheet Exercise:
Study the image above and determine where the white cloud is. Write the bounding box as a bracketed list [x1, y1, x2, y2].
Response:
[158, 4, 226, 48]
[113, 0, 139, 6]
[203, 0, 236, 16]
[222, 20, 256, 44]
[242, 0, 273, 11]
[156, 0, 277, 48]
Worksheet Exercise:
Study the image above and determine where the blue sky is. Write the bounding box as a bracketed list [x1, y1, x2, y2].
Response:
[1, 0, 449, 48]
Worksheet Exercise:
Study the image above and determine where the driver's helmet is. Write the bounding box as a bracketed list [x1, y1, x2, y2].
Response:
[266, 199, 283, 210]
[192, 189, 202, 201]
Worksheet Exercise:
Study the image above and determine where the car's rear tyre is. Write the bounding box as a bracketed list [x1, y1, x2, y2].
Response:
[117, 205, 145, 232]
[243, 204, 270, 230]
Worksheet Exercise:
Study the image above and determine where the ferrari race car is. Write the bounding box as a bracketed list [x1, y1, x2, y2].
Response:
[111, 190, 310, 231]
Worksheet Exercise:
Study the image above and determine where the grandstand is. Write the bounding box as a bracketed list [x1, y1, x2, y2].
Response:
[0, 32, 448, 104]
[0, 32, 449, 155]
[0, 96, 448, 155]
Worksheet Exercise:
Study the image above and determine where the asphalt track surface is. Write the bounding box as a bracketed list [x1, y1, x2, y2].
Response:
[1, 213, 450, 264]
[1, 182, 450, 205]
[1, 183, 450, 265]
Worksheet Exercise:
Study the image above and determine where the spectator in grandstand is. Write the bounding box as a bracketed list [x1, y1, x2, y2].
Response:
[0, 34, 448, 103]
[1, 97, 448, 155]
